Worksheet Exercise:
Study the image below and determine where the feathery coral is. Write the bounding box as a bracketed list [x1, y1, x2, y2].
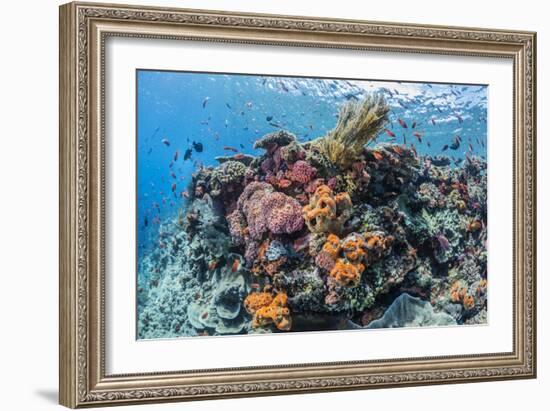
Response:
[315, 94, 390, 168]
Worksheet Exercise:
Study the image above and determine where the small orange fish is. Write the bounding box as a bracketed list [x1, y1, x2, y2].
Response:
[231, 259, 240, 273]
[233, 153, 245, 160]
[208, 260, 218, 270]
[392, 145, 404, 155]
[372, 151, 384, 161]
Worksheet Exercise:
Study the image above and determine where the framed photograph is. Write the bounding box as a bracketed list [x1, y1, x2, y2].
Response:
[59, 2, 537, 408]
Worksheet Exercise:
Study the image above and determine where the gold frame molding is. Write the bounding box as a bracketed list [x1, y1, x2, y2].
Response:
[59, 1, 537, 408]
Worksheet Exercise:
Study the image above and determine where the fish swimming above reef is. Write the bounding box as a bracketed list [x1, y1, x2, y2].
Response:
[202, 96, 210, 108]
[161, 138, 170, 146]
[450, 136, 461, 150]
[192, 141, 203, 153]
[183, 148, 193, 160]
[398, 118, 408, 128]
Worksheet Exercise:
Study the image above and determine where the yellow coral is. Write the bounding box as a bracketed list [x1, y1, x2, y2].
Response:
[329, 258, 365, 287]
[314, 94, 390, 168]
[245, 291, 292, 331]
[303, 185, 353, 234]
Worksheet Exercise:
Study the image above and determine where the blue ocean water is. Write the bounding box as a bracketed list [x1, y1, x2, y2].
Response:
[136, 70, 487, 256]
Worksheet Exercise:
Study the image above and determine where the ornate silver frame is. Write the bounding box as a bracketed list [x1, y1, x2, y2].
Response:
[59, 2, 536, 408]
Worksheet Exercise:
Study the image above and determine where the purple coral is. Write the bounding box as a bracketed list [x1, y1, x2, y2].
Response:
[287, 160, 316, 184]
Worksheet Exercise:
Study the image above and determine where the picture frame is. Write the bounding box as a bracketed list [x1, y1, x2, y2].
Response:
[59, 1, 536, 408]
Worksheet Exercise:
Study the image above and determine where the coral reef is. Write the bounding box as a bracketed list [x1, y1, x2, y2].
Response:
[137, 94, 488, 338]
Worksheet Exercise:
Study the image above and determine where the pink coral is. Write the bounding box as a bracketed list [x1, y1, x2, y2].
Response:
[261, 192, 304, 235]
[286, 160, 316, 184]
[315, 250, 336, 272]
[237, 182, 274, 240]
[226, 210, 246, 246]
[236, 181, 304, 240]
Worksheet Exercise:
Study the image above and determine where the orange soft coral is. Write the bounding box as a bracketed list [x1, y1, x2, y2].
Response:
[322, 234, 341, 258]
[449, 280, 476, 310]
[329, 258, 365, 287]
[341, 235, 367, 262]
[245, 291, 292, 331]
[450, 281, 467, 303]
[303, 185, 352, 234]
[244, 291, 274, 314]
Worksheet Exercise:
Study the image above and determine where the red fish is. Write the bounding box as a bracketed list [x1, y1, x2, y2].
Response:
[233, 153, 245, 160]
[208, 260, 218, 270]
[398, 118, 408, 128]
[372, 151, 384, 161]
[223, 146, 238, 152]
[413, 132, 423, 143]
[231, 259, 240, 273]
[391, 145, 404, 156]
[384, 128, 396, 138]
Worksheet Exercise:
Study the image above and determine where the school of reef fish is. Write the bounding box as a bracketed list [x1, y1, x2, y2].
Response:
[137, 93, 487, 339]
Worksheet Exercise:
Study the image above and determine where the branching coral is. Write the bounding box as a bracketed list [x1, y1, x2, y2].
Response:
[303, 185, 353, 234]
[244, 290, 292, 331]
[315, 94, 390, 168]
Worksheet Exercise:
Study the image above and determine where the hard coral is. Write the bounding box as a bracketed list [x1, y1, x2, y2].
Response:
[245, 290, 291, 331]
[236, 182, 304, 239]
[263, 191, 304, 235]
[254, 130, 296, 152]
[303, 185, 353, 234]
[286, 160, 317, 184]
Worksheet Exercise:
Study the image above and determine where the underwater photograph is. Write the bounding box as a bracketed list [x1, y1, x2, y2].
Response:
[136, 70, 488, 339]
